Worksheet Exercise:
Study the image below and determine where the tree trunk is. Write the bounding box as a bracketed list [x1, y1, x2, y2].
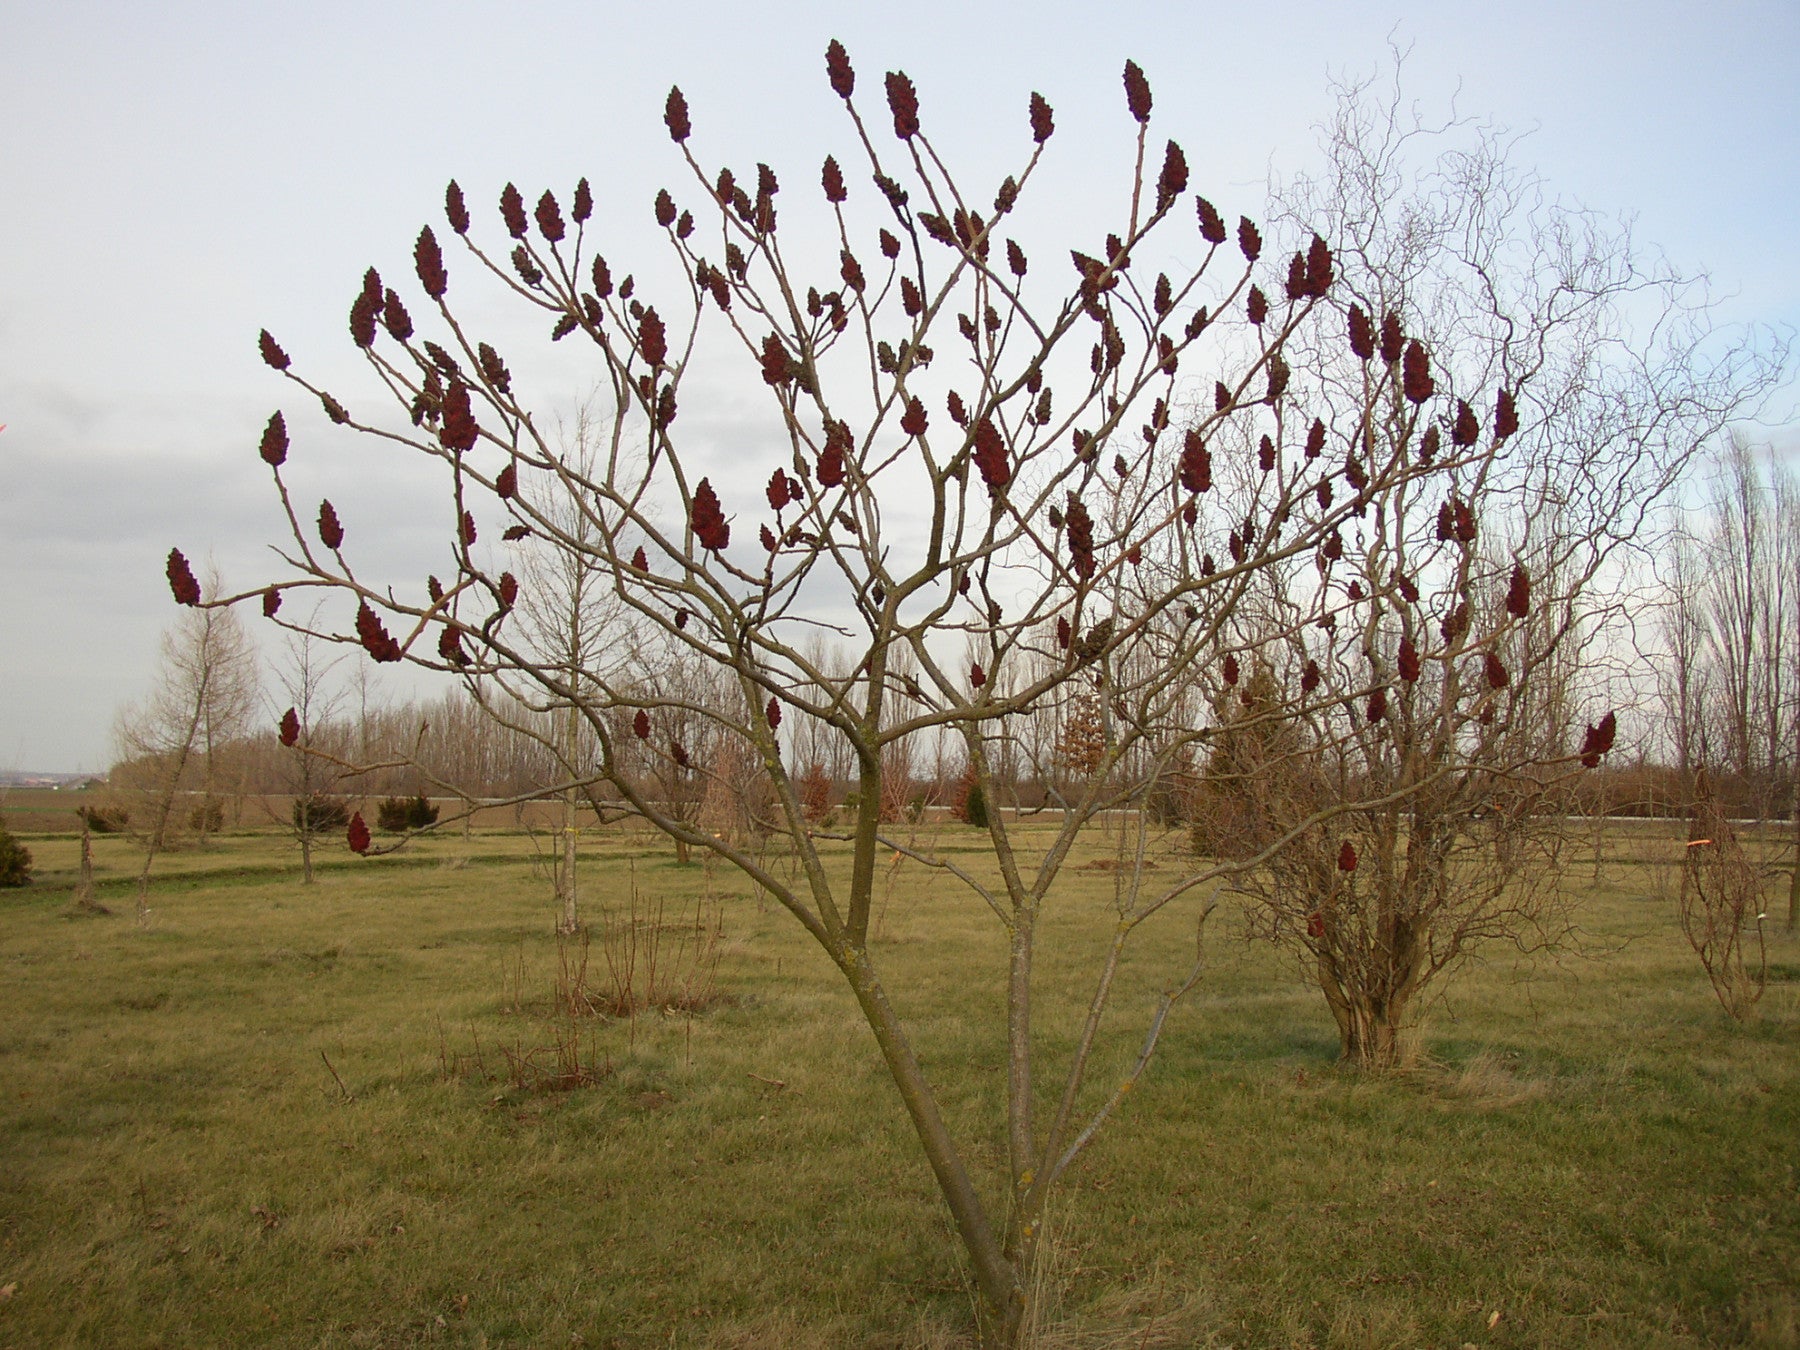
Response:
[556, 802, 579, 935]
[1788, 796, 1798, 933]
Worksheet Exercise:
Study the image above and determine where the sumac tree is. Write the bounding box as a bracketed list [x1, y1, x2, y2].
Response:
[173, 47, 1739, 1345]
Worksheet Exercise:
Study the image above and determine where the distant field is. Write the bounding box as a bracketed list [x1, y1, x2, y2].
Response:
[1, 820, 1796, 1347]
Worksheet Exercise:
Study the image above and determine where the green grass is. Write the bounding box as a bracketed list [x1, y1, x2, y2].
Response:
[1, 823, 1797, 1347]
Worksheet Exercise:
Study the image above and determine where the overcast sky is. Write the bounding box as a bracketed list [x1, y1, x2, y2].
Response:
[2, 0, 1796, 773]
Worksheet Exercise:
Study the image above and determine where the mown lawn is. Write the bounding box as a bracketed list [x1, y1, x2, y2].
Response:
[1, 822, 1796, 1347]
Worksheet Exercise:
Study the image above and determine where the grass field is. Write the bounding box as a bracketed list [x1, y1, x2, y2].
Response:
[1, 816, 1796, 1348]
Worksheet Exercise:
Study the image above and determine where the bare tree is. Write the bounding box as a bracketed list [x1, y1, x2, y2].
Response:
[1200, 67, 1779, 1067]
[1680, 769, 1769, 1019]
[268, 623, 349, 885]
[175, 48, 1766, 1345]
[115, 573, 259, 923]
[1661, 437, 1800, 928]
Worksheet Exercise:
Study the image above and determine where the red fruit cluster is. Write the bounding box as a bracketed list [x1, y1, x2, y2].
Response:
[972, 416, 1011, 494]
[1237, 217, 1261, 263]
[634, 709, 651, 739]
[1122, 60, 1152, 123]
[1377, 312, 1403, 364]
[1029, 91, 1054, 143]
[1452, 399, 1480, 447]
[495, 464, 518, 499]
[347, 812, 372, 855]
[438, 627, 467, 666]
[691, 479, 730, 551]
[1063, 497, 1095, 580]
[819, 420, 851, 486]
[901, 396, 928, 437]
[638, 308, 667, 368]
[885, 70, 920, 139]
[1495, 388, 1519, 439]
[970, 661, 986, 689]
[446, 181, 470, 234]
[1485, 650, 1510, 689]
[278, 708, 300, 747]
[1397, 637, 1421, 683]
[1506, 564, 1531, 619]
[318, 500, 344, 550]
[498, 572, 518, 609]
[1348, 306, 1374, 361]
[356, 603, 402, 662]
[260, 411, 288, 467]
[825, 39, 855, 99]
[1338, 840, 1358, 872]
[1196, 197, 1226, 245]
[259, 329, 291, 371]
[1402, 340, 1435, 404]
[382, 289, 413, 341]
[1579, 712, 1617, 768]
[1179, 429, 1212, 494]
[262, 587, 282, 618]
[414, 226, 448, 299]
[766, 698, 782, 730]
[1156, 140, 1187, 210]
[1222, 653, 1239, 687]
[822, 156, 847, 203]
[759, 334, 791, 386]
[165, 548, 201, 606]
[665, 86, 691, 142]
[499, 183, 528, 238]
[440, 381, 478, 452]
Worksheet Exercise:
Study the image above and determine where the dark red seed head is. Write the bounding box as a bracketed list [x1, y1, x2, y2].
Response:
[665, 86, 691, 141]
[970, 661, 986, 689]
[445, 180, 470, 234]
[318, 500, 344, 550]
[1246, 287, 1268, 326]
[1506, 563, 1531, 619]
[766, 698, 781, 730]
[1347, 305, 1374, 361]
[1452, 399, 1479, 446]
[1402, 340, 1435, 404]
[259, 329, 290, 371]
[885, 71, 920, 139]
[1338, 840, 1357, 872]
[278, 707, 300, 747]
[1495, 387, 1519, 440]
[821, 156, 846, 203]
[500, 184, 527, 238]
[1196, 197, 1226, 245]
[260, 411, 288, 467]
[690, 478, 731, 551]
[825, 39, 855, 99]
[1237, 217, 1261, 263]
[1029, 91, 1054, 143]
[166, 548, 201, 606]
[347, 813, 371, 854]
[1305, 234, 1333, 295]
[572, 178, 593, 223]
[536, 190, 565, 243]
[1379, 312, 1404, 365]
[414, 226, 448, 299]
[262, 587, 282, 619]
[1122, 60, 1152, 123]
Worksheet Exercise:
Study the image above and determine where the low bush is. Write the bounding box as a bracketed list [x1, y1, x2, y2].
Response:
[376, 794, 440, 833]
[0, 819, 32, 887]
